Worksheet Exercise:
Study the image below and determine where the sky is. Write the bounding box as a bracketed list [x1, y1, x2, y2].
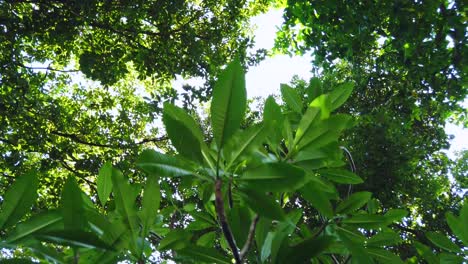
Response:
[243, 9, 467, 159]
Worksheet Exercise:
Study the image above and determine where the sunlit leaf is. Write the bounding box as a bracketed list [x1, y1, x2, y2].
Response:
[211, 58, 246, 149]
[336, 192, 372, 214]
[97, 162, 113, 207]
[0, 171, 38, 230]
[61, 176, 86, 231]
[240, 162, 306, 192]
[280, 83, 303, 113]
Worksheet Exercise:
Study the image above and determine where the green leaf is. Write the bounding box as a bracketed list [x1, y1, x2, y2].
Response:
[97, 162, 113, 207]
[336, 192, 372, 214]
[446, 212, 468, 246]
[342, 214, 387, 229]
[111, 168, 139, 253]
[0, 259, 35, 264]
[0, 171, 38, 230]
[61, 176, 86, 231]
[439, 253, 465, 264]
[296, 114, 352, 151]
[280, 83, 303, 113]
[319, 168, 363, 184]
[197, 232, 216, 247]
[384, 209, 408, 224]
[224, 123, 268, 169]
[414, 241, 439, 264]
[306, 77, 322, 102]
[158, 229, 191, 250]
[280, 236, 334, 263]
[337, 229, 374, 264]
[366, 231, 402, 247]
[6, 210, 62, 244]
[240, 162, 306, 192]
[139, 176, 160, 238]
[299, 181, 333, 218]
[36, 230, 113, 250]
[178, 245, 231, 264]
[294, 106, 321, 146]
[263, 96, 284, 151]
[366, 248, 404, 264]
[137, 149, 202, 179]
[211, 58, 246, 149]
[426, 231, 462, 253]
[329, 82, 354, 111]
[239, 188, 285, 221]
[163, 103, 205, 162]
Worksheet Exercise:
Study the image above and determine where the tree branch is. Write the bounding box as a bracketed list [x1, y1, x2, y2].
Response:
[214, 179, 241, 264]
[240, 214, 259, 262]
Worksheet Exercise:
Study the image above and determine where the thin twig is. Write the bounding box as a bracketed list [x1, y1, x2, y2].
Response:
[240, 214, 260, 262]
[214, 179, 241, 263]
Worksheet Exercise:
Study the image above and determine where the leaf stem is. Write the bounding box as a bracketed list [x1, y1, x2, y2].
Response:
[240, 214, 260, 262]
[214, 179, 241, 263]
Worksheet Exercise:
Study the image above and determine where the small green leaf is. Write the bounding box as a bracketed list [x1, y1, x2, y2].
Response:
[163, 103, 205, 162]
[61, 176, 86, 231]
[342, 214, 387, 229]
[336, 192, 372, 214]
[426, 232, 462, 253]
[178, 245, 232, 264]
[280, 83, 303, 113]
[239, 188, 285, 221]
[329, 82, 354, 111]
[0, 171, 38, 230]
[240, 162, 306, 192]
[6, 210, 63, 243]
[139, 176, 160, 238]
[36, 230, 113, 250]
[319, 168, 363, 184]
[384, 209, 408, 224]
[97, 162, 113, 207]
[197, 232, 216, 247]
[211, 58, 246, 150]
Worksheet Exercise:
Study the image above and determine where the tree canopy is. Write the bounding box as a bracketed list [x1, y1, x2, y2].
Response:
[0, 0, 467, 263]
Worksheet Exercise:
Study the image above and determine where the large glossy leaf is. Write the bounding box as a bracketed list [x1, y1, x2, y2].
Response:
[366, 248, 404, 264]
[299, 181, 333, 218]
[336, 192, 372, 214]
[111, 168, 139, 253]
[6, 210, 62, 243]
[293, 106, 321, 147]
[319, 168, 363, 184]
[280, 83, 303, 113]
[163, 103, 205, 162]
[240, 162, 306, 192]
[178, 245, 231, 264]
[224, 123, 268, 169]
[0, 171, 38, 230]
[36, 230, 113, 250]
[337, 229, 373, 263]
[263, 96, 284, 151]
[342, 214, 387, 229]
[270, 210, 302, 263]
[446, 202, 468, 245]
[158, 229, 192, 250]
[97, 162, 113, 207]
[414, 241, 439, 264]
[426, 232, 461, 253]
[137, 149, 203, 179]
[296, 114, 352, 151]
[139, 175, 160, 238]
[239, 188, 285, 221]
[61, 176, 86, 231]
[366, 231, 402, 247]
[279, 236, 334, 263]
[384, 209, 408, 224]
[329, 82, 354, 111]
[211, 58, 246, 149]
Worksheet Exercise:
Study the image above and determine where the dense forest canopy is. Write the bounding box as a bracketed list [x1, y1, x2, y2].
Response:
[0, 0, 467, 263]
